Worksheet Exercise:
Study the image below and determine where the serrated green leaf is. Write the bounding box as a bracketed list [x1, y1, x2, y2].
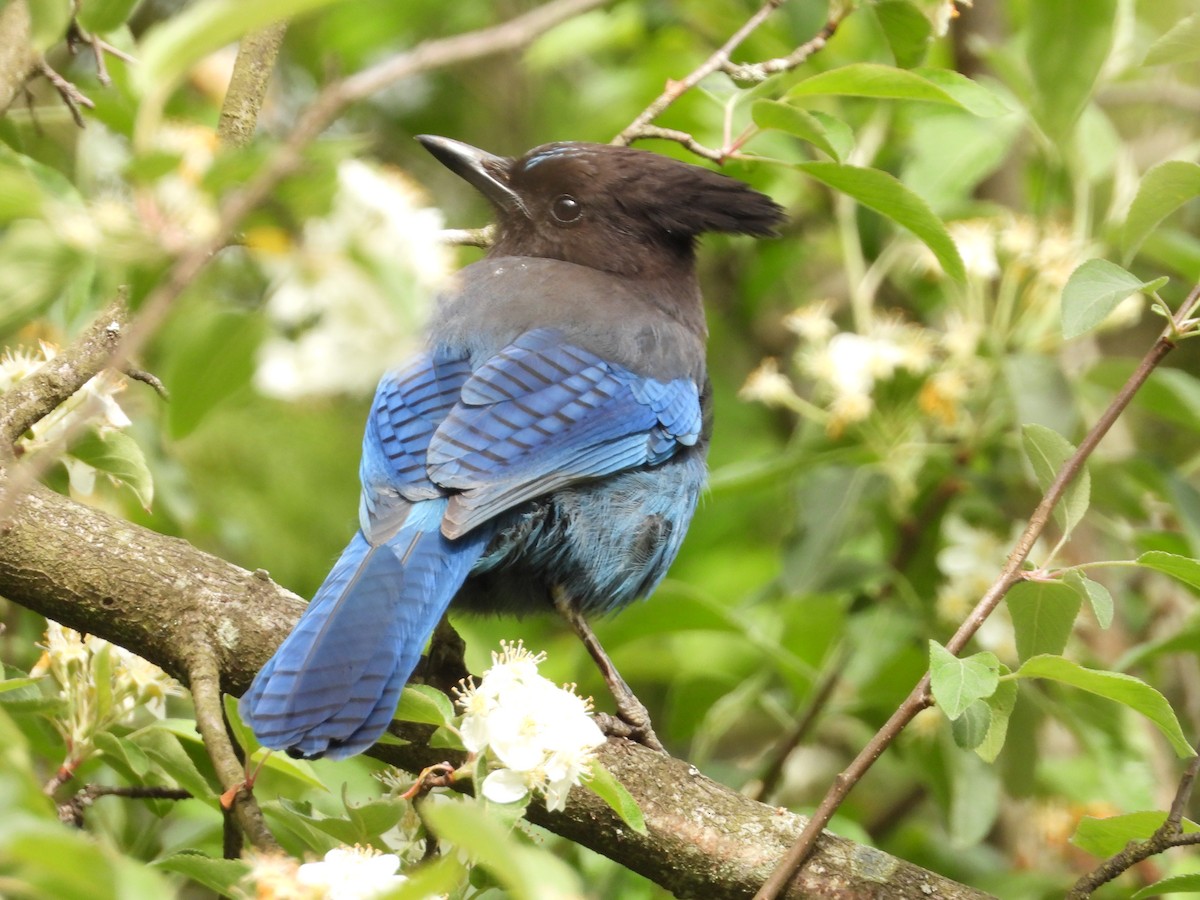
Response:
[949, 699, 991, 750]
[751, 101, 844, 161]
[1132, 873, 1200, 900]
[1122, 161, 1200, 261]
[429, 725, 466, 751]
[797, 162, 965, 282]
[1061, 259, 1167, 340]
[1144, 14, 1200, 66]
[1072, 810, 1200, 857]
[1027, 0, 1116, 140]
[1016, 655, 1195, 757]
[1020, 424, 1090, 534]
[976, 675, 1018, 763]
[929, 641, 1000, 720]
[873, 0, 932, 68]
[152, 853, 249, 895]
[70, 429, 154, 510]
[343, 794, 406, 843]
[1007, 580, 1082, 662]
[1065, 572, 1113, 629]
[1137, 550, 1200, 592]
[585, 760, 646, 834]
[394, 684, 456, 728]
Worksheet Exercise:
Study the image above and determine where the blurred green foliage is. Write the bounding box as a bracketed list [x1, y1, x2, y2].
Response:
[2, 0, 1200, 897]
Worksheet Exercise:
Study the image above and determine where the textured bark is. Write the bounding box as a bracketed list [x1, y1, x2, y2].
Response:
[0, 472, 992, 899]
[0, 1, 36, 114]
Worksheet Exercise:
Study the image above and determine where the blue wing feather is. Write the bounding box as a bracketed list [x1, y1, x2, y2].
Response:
[429, 329, 701, 537]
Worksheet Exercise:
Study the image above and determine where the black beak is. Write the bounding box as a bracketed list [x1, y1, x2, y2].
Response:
[416, 135, 527, 217]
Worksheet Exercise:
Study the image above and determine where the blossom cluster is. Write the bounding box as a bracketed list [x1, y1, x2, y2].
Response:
[252, 160, 452, 399]
[246, 845, 410, 900]
[456, 641, 606, 812]
[31, 621, 184, 752]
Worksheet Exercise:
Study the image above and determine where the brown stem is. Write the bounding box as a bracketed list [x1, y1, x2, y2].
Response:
[754, 282, 1200, 899]
[0, 1, 36, 113]
[216, 22, 289, 149]
[186, 650, 279, 854]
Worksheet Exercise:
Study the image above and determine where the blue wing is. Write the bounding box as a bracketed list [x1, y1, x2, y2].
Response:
[240, 351, 491, 760]
[428, 328, 702, 538]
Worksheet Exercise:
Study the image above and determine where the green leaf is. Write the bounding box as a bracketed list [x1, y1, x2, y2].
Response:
[1016, 655, 1195, 757]
[910, 68, 1014, 118]
[873, 0, 932, 68]
[94, 733, 152, 782]
[70, 429, 155, 510]
[1027, 0, 1117, 139]
[421, 798, 585, 900]
[164, 306, 262, 439]
[1122, 161, 1200, 261]
[797, 162, 965, 282]
[1064, 572, 1114, 629]
[218, 696, 328, 792]
[976, 675, 1018, 763]
[751, 101, 846, 161]
[1020, 424, 1090, 534]
[130, 728, 217, 799]
[785, 62, 1013, 117]
[1132, 873, 1200, 900]
[1137, 550, 1200, 592]
[137, 0, 346, 112]
[949, 699, 991, 750]
[77, 0, 142, 33]
[28, 0, 72, 51]
[585, 760, 647, 834]
[1007, 580, 1082, 662]
[0, 676, 44, 694]
[1071, 810, 1200, 856]
[1061, 259, 1168, 340]
[152, 852, 249, 895]
[1144, 14, 1200, 66]
[394, 684, 456, 728]
[928, 641, 1000, 720]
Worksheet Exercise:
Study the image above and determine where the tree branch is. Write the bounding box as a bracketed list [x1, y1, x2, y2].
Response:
[754, 281, 1200, 899]
[0, 469, 989, 898]
[0, 1, 36, 114]
[217, 22, 289, 149]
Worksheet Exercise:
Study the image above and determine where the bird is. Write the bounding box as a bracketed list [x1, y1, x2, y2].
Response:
[239, 135, 784, 760]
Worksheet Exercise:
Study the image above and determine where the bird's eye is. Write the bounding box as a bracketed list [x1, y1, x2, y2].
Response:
[551, 194, 582, 224]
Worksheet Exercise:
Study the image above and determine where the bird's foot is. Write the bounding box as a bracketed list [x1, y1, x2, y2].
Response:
[595, 695, 666, 754]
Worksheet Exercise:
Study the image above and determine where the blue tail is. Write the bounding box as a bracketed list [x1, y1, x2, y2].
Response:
[240, 503, 490, 760]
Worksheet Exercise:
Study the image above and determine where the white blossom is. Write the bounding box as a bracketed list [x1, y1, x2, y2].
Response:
[456, 641, 605, 812]
[253, 160, 451, 400]
[294, 846, 407, 900]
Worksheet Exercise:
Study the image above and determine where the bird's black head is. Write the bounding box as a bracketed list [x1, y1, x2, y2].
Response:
[417, 136, 785, 278]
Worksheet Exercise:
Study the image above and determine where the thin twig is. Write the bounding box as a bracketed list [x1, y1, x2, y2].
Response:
[613, 0, 786, 147]
[0, 0, 608, 524]
[59, 783, 192, 827]
[754, 281, 1200, 900]
[720, 17, 841, 83]
[36, 58, 93, 127]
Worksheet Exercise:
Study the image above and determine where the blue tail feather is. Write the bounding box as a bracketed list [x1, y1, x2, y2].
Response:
[240, 503, 491, 760]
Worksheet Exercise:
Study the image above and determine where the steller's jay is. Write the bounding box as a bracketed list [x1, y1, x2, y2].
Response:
[240, 136, 784, 760]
